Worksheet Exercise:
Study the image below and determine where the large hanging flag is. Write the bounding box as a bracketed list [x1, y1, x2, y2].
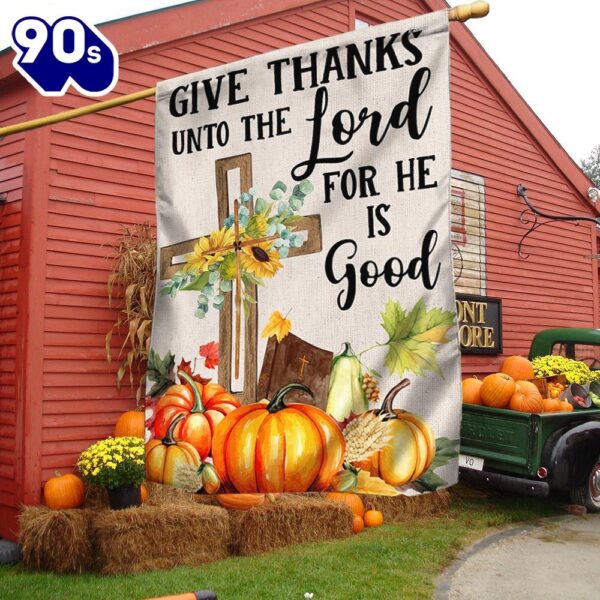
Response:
[148, 10, 461, 497]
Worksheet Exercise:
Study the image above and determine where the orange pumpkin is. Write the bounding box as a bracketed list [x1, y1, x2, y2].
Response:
[352, 514, 365, 534]
[212, 384, 345, 493]
[356, 381, 435, 487]
[146, 413, 201, 486]
[114, 410, 144, 438]
[501, 355, 534, 381]
[462, 377, 483, 405]
[140, 483, 148, 503]
[154, 370, 240, 459]
[514, 380, 541, 396]
[542, 397, 563, 412]
[216, 493, 274, 510]
[480, 373, 515, 408]
[43, 472, 85, 510]
[325, 492, 365, 518]
[558, 400, 574, 412]
[364, 509, 384, 527]
[509, 386, 543, 413]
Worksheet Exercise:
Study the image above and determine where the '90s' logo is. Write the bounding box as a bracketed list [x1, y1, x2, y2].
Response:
[11, 16, 118, 97]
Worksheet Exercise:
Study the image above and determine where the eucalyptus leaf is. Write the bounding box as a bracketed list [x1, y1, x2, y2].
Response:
[272, 180, 287, 193]
[213, 294, 225, 305]
[181, 271, 210, 291]
[298, 179, 314, 195]
[220, 279, 233, 292]
[195, 308, 206, 319]
[209, 270, 220, 284]
[270, 188, 284, 201]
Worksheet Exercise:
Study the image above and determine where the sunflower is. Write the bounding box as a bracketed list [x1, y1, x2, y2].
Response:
[240, 241, 283, 279]
[184, 227, 234, 273]
[220, 252, 238, 280]
[243, 214, 268, 239]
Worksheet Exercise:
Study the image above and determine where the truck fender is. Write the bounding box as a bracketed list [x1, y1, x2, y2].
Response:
[543, 420, 600, 490]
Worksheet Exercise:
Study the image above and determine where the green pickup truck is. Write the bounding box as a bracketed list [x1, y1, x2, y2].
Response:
[460, 328, 600, 511]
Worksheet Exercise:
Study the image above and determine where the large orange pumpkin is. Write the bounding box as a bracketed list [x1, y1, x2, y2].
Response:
[501, 355, 534, 381]
[43, 472, 85, 509]
[154, 371, 240, 459]
[114, 410, 144, 438]
[480, 373, 515, 408]
[325, 492, 365, 518]
[212, 384, 345, 493]
[146, 413, 201, 486]
[509, 385, 543, 413]
[462, 377, 483, 405]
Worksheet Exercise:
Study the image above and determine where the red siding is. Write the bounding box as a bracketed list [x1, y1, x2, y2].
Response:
[0, 88, 26, 536]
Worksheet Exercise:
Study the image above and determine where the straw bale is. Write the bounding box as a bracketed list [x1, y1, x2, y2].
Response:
[359, 490, 450, 523]
[89, 502, 230, 574]
[19, 507, 94, 573]
[229, 494, 353, 556]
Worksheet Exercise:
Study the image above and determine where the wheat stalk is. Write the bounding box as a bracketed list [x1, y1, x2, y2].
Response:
[343, 412, 390, 463]
[173, 463, 203, 492]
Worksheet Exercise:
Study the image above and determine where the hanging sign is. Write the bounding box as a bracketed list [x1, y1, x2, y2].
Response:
[456, 294, 502, 354]
[149, 10, 461, 498]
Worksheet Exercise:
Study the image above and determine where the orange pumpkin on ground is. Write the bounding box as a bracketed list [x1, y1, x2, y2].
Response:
[364, 509, 384, 527]
[559, 400, 574, 412]
[462, 377, 483, 405]
[146, 413, 201, 486]
[325, 492, 365, 518]
[216, 493, 275, 510]
[480, 373, 515, 408]
[44, 472, 85, 510]
[212, 384, 345, 493]
[114, 410, 144, 438]
[154, 371, 240, 459]
[509, 382, 543, 413]
[501, 355, 534, 381]
[140, 483, 148, 503]
[352, 514, 365, 534]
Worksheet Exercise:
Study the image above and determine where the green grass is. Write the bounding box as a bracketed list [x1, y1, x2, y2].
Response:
[0, 489, 562, 600]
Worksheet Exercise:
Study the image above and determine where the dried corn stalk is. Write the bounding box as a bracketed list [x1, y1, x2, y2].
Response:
[342, 412, 390, 464]
[105, 224, 156, 401]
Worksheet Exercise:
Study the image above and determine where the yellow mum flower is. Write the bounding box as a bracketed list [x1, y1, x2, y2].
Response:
[184, 227, 235, 274]
[240, 241, 282, 279]
[92, 468, 100, 476]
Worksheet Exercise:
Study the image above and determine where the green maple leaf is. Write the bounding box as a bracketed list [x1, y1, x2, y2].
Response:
[381, 298, 455, 378]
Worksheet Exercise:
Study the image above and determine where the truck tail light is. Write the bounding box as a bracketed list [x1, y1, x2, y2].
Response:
[537, 467, 548, 479]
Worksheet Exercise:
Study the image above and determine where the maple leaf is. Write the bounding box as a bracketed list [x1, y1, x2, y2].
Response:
[199, 341, 219, 369]
[261, 310, 291, 342]
[177, 357, 193, 376]
[381, 298, 454, 378]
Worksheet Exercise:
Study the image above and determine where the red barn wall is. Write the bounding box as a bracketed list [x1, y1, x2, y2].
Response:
[0, 84, 26, 534]
[0, 0, 597, 536]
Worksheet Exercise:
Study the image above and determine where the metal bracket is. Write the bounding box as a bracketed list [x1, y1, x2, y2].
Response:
[516, 184, 600, 259]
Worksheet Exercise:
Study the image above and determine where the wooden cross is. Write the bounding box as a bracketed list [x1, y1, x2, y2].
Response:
[159, 153, 323, 403]
[298, 354, 310, 378]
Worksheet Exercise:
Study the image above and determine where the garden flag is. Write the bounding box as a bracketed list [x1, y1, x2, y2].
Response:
[148, 10, 461, 497]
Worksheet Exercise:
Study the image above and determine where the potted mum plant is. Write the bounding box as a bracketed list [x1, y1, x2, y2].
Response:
[77, 436, 146, 509]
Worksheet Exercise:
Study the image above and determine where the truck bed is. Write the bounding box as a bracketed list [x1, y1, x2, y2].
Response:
[461, 404, 600, 477]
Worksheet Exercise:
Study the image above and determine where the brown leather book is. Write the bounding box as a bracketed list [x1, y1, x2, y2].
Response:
[257, 333, 333, 410]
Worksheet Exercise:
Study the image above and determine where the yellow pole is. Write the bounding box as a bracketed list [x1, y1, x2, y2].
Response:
[0, 2, 489, 140]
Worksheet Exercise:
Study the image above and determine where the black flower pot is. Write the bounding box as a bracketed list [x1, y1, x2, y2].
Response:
[107, 484, 141, 510]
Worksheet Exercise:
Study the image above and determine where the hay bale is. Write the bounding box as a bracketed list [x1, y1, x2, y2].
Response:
[359, 490, 450, 523]
[143, 481, 199, 506]
[90, 502, 230, 574]
[230, 494, 353, 556]
[19, 507, 94, 573]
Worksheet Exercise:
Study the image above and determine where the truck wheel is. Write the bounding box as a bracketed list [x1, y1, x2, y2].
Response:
[570, 461, 600, 512]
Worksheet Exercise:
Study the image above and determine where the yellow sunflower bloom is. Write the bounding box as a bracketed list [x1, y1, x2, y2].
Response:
[240, 241, 283, 279]
[184, 227, 235, 274]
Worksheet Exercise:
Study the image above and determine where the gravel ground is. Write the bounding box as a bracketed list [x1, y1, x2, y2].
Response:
[437, 514, 600, 600]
